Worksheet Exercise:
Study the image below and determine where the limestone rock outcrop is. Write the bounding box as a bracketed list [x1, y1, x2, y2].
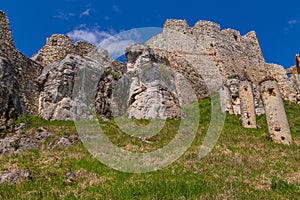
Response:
[37, 50, 126, 121]
[111, 44, 183, 119]
[37, 54, 94, 120]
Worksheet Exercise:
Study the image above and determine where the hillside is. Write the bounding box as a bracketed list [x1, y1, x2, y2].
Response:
[0, 99, 299, 199]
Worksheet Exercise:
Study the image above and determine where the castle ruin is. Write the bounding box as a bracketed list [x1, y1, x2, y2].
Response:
[0, 11, 299, 145]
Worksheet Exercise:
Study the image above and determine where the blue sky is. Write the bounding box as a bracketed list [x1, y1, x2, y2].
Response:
[0, 0, 299, 68]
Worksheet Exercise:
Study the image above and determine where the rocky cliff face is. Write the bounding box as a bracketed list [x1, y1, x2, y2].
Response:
[0, 10, 299, 144]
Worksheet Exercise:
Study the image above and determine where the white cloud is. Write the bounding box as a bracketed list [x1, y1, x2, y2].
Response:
[288, 19, 300, 26]
[67, 27, 143, 59]
[54, 11, 75, 20]
[80, 8, 93, 18]
[67, 28, 112, 44]
[100, 37, 135, 58]
[112, 5, 120, 12]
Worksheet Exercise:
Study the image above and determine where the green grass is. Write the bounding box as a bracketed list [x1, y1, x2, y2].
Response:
[0, 98, 299, 199]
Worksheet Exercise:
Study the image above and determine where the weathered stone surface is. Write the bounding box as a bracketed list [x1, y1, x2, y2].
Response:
[150, 49, 209, 100]
[260, 80, 292, 145]
[220, 77, 241, 115]
[286, 66, 298, 76]
[148, 19, 268, 122]
[37, 47, 126, 121]
[220, 77, 265, 116]
[0, 11, 14, 55]
[296, 54, 300, 74]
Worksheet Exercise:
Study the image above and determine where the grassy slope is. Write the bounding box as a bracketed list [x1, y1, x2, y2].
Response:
[0, 98, 299, 200]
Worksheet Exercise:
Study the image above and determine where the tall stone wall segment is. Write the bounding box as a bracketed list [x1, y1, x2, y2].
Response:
[0, 11, 15, 52]
[0, 11, 43, 130]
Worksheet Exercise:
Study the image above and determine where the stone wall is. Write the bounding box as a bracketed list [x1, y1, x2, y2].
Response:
[148, 19, 267, 115]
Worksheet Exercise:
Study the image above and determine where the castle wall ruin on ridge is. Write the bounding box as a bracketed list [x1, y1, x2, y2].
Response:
[0, 10, 298, 145]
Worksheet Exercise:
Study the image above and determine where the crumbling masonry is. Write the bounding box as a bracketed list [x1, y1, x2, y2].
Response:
[260, 79, 292, 144]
